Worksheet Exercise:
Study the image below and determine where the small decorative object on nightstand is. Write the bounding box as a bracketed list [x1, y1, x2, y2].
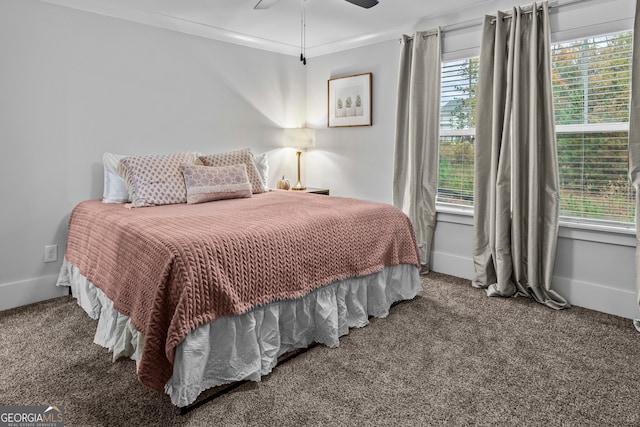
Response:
[305, 187, 330, 195]
[277, 176, 291, 190]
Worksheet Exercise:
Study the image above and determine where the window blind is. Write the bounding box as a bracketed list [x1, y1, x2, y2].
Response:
[552, 31, 634, 223]
[438, 58, 478, 206]
[437, 31, 635, 225]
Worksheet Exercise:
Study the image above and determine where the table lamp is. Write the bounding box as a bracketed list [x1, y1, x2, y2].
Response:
[284, 128, 316, 191]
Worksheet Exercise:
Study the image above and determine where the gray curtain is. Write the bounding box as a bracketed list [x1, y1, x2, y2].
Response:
[629, 1, 640, 332]
[393, 29, 441, 273]
[473, 2, 568, 309]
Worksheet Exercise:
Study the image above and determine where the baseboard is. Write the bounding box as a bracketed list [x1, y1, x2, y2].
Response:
[552, 276, 639, 320]
[0, 275, 68, 311]
[2, 264, 638, 320]
[430, 251, 639, 320]
[431, 251, 474, 280]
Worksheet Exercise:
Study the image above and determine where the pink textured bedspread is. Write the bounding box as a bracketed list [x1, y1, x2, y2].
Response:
[65, 191, 419, 392]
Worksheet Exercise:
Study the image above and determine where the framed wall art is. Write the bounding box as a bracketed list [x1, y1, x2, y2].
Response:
[328, 72, 372, 128]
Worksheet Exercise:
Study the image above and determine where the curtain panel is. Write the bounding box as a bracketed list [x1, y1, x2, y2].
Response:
[392, 29, 441, 273]
[472, 2, 568, 309]
[628, 0, 640, 331]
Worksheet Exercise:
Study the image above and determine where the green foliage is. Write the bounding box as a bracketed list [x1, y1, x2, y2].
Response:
[448, 58, 479, 130]
[437, 137, 475, 205]
[552, 32, 632, 125]
[551, 32, 634, 222]
[337, 98, 343, 108]
[346, 97, 352, 108]
[560, 176, 634, 222]
[438, 32, 635, 222]
[356, 95, 362, 107]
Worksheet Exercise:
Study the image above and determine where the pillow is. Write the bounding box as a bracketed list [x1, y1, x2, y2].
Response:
[182, 164, 252, 204]
[253, 152, 269, 191]
[102, 153, 130, 203]
[198, 149, 265, 194]
[118, 152, 196, 207]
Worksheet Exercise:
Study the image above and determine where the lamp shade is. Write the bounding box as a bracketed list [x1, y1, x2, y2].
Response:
[284, 128, 316, 150]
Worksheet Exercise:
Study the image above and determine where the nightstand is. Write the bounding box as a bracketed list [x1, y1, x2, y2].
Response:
[304, 187, 330, 195]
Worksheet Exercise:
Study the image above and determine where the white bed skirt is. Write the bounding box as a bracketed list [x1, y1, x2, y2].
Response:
[56, 260, 421, 407]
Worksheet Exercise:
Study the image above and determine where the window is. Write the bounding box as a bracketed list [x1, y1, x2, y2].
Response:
[437, 31, 635, 224]
[438, 58, 478, 207]
[552, 31, 634, 223]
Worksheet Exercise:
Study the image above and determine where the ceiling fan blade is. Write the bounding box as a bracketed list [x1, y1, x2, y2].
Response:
[254, 0, 281, 10]
[344, 0, 379, 8]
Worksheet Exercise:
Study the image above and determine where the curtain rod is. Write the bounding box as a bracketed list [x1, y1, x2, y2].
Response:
[400, 0, 594, 42]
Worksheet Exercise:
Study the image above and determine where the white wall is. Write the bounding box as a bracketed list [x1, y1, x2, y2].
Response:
[0, 0, 306, 310]
[305, 40, 400, 202]
[305, 0, 640, 319]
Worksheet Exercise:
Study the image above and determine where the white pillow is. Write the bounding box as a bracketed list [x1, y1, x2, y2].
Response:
[253, 152, 269, 191]
[102, 152, 129, 203]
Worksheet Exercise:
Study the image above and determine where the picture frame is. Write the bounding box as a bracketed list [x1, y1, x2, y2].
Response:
[328, 72, 372, 128]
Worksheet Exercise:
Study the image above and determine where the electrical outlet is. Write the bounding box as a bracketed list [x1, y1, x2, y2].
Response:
[44, 244, 58, 263]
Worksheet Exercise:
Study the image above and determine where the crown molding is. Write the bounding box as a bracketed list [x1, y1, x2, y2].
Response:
[40, 0, 423, 59]
[40, 0, 301, 56]
[305, 20, 419, 58]
[39, 0, 637, 61]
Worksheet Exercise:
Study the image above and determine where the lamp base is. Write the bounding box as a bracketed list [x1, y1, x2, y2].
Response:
[291, 181, 306, 191]
[292, 150, 306, 191]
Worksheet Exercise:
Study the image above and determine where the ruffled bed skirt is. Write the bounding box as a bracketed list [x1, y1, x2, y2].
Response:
[57, 260, 421, 407]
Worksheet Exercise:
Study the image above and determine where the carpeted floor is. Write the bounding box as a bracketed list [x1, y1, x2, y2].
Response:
[1, 273, 639, 426]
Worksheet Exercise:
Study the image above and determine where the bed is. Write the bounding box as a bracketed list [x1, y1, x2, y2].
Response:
[56, 154, 421, 408]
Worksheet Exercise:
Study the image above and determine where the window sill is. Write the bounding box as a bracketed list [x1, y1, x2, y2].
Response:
[435, 204, 637, 247]
[436, 203, 473, 226]
[558, 219, 636, 247]
[436, 203, 474, 216]
[558, 218, 635, 235]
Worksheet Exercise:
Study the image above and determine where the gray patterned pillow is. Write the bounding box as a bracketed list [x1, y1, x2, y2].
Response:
[182, 164, 252, 204]
[198, 149, 265, 194]
[118, 152, 196, 207]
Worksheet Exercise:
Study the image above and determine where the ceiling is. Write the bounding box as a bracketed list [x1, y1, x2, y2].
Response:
[41, 0, 493, 57]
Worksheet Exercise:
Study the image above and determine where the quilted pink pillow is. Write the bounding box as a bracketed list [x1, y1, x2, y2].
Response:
[118, 152, 196, 207]
[182, 164, 252, 204]
[198, 149, 265, 194]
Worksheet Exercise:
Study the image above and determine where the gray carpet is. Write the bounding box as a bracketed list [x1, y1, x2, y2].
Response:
[1, 273, 639, 426]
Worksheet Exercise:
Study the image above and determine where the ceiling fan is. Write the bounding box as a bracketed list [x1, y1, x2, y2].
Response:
[254, 0, 379, 9]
